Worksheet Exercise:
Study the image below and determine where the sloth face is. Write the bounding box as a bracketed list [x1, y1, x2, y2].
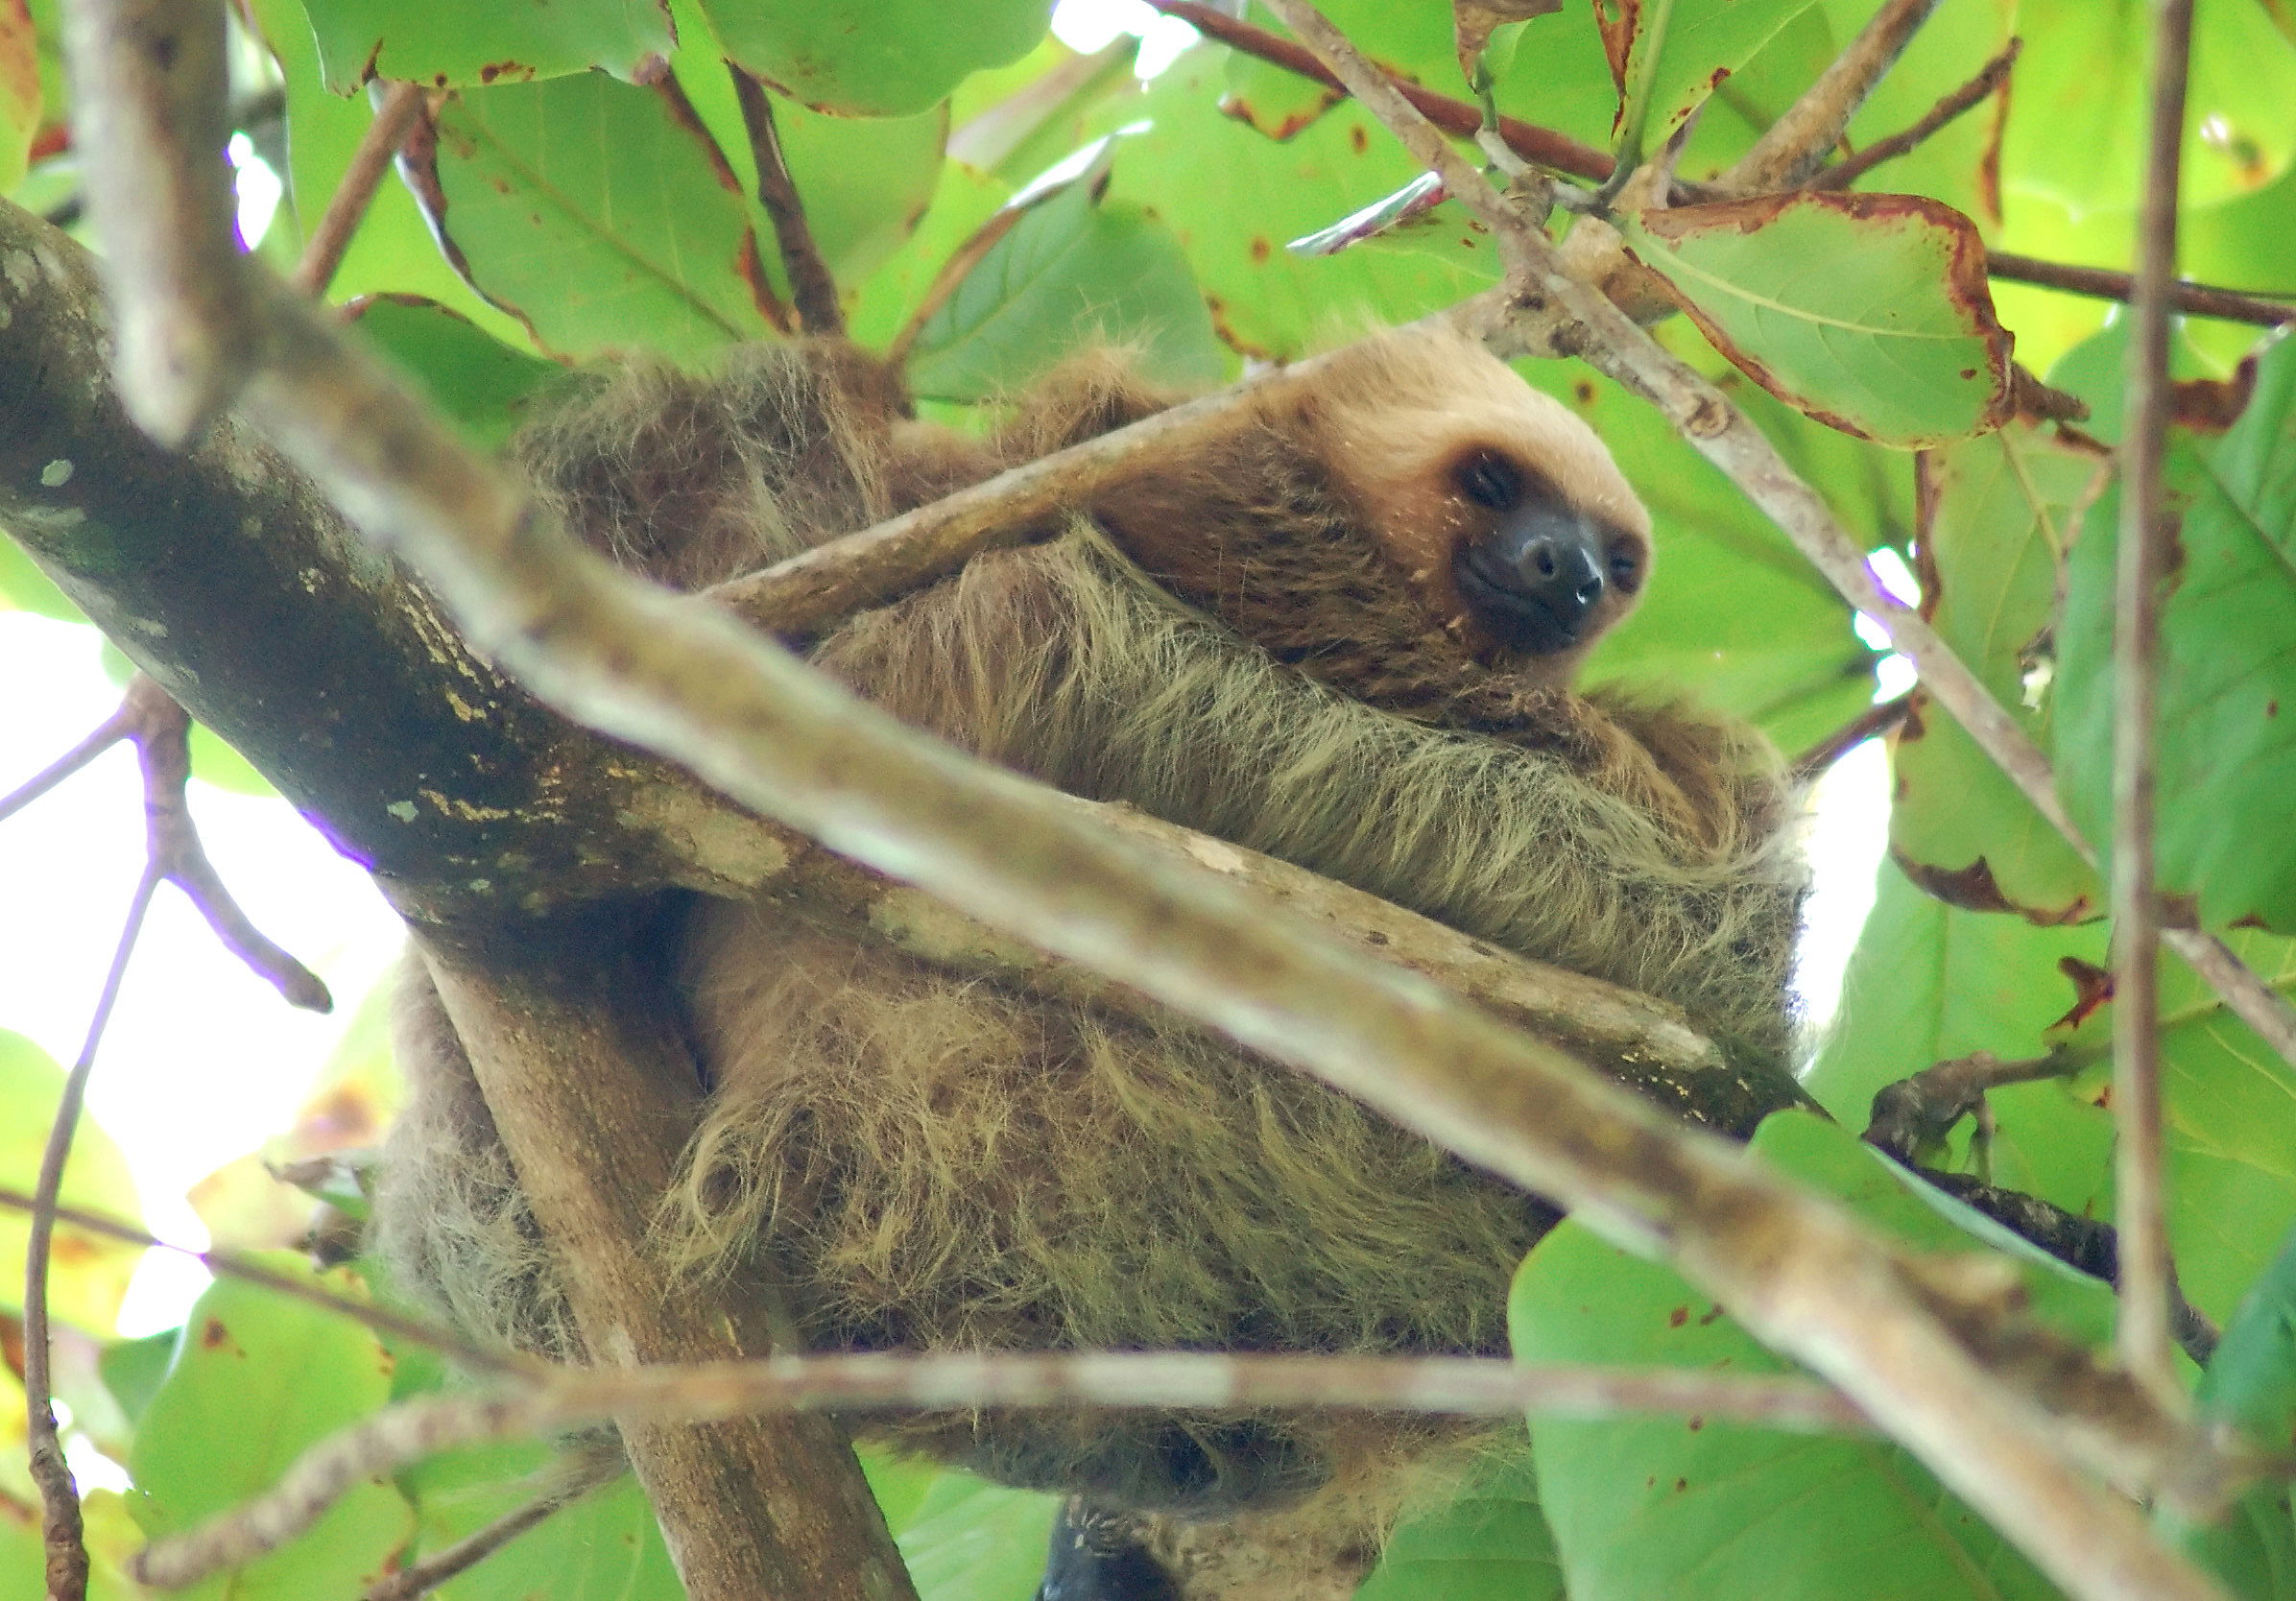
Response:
[1446, 445, 1648, 658]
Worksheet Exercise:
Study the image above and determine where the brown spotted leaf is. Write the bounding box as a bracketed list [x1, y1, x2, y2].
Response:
[1619, 191, 2013, 448]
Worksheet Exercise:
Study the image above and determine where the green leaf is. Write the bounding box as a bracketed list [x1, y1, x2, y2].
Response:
[0, 1030, 145, 1334]
[100, 1328, 183, 1430]
[905, 169, 1225, 403]
[1355, 1455, 1565, 1601]
[2166, 1216, 2296, 1598]
[412, 72, 774, 363]
[346, 295, 568, 450]
[1619, 192, 2012, 447]
[692, 0, 1053, 118]
[299, 0, 675, 93]
[1514, 1111, 2099, 1601]
[947, 34, 1143, 188]
[244, 0, 526, 339]
[0, 527, 84, 619]
[1098, 45, 1496, 364]
[2056, 338, 2296, 932]
[131, 1261, 412, 1596]
[1599, 0, 1824, 155]
[402, 1442, 680, 1601]
[2002, 0, 2296, 216]
[1803, 860, 2115, 1209]
[845, 160, 1013, 353]
[894, 1470, 1058, 1601]
[1891, 424, 2105, 921]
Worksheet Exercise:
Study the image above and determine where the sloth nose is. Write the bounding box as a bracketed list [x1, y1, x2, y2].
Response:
[1453, 503, 1606, 654]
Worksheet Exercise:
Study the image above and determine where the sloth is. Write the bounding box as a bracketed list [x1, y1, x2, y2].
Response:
[374, 324, 1808, 1600]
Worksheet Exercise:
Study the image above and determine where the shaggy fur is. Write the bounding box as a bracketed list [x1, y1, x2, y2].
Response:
[373, 327, 1807, 1595]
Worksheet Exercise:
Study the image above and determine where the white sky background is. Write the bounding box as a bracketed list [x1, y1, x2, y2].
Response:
[0, 0, 1901, 1344]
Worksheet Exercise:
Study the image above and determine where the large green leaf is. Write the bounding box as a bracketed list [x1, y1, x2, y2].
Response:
[131, 1262, 412, 1597]
[691, 0, 1053, 118]
[905, 169, 1225, 402]
[298, 0, 674, 93]
[1620, 192, 2012, 447]
[2056, 338, 2296, 932]
[402, 1443, 680, 1601]
[412, 72, 774, 362]
[0, 1030, 145, 1336]
[893, 1470, 1057, 1601]
[1891, 423, 2105, 922]
[2001, 0, 2296, 216]
[1597, 0, 1823, 155]
[346, 296, 567, 450]
[1354, 1456, 1566, 1601]
[1515, 1111, 2098, 1601]
[1098, 45, 1496, 363]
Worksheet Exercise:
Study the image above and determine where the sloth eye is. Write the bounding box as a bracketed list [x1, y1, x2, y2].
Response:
[1608, 547, 1642, 588]
[1457, 452, 1520, 512]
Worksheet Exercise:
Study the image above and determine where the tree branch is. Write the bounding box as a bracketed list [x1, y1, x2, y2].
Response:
[2110, 0, 2196, 1403]
[728, 70, 844, 337]
[289, 80, 428, 299]
[1721, 0, 1942, 193]
[1808, 38, 2021, 193]
[1986, 251, 2295, 327]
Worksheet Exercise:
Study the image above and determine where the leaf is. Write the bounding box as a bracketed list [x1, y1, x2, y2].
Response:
[1803, 860, 2115, 1209]
[0, 529, 83, 619]
[2002, 0, 2296, 215]
[131, 1262, 413, 1597]
[1355, 1454, 1566, 1601]
[2165, 1216, 2296, 1599]
[345, 295, 567, 450]
[0, 1030, 145, 1334]
[2056, 337, 2296, 932]
[1598, 0, 1824, 152]
[1891, 424, 2106, 921]
[892, 1470, 1058, 1601]
[1454, 0, 1561, 83]
[402, 1442, 680, 1601]
[904, 168, 1225, 403]
[299, 0, 675, 93]
[1514, 1111, 2098, 1601]
[1620, 191, 2013, 447]
[409, 72, 773, 363]
[691, 0, 1054, 118]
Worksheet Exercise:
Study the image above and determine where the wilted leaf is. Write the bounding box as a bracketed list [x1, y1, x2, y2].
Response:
[2056, 338, 2296, 932]
[299, 0, 675, 92]
[1620, 191, 2012, 447]
[0, 1030, 144, 1334]
[1454, 0, 1561, 83]
[692, 0, 1053, 118]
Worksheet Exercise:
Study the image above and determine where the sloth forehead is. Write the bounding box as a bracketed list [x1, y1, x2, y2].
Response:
[1310, 327, 1651, 542]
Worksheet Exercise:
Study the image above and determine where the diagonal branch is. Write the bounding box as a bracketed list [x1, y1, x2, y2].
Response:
[1721, 0, 1942, 193]
[1810, 37, 2020, 193]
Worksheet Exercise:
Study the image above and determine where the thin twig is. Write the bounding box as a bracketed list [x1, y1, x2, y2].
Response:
[140, 1350, 1867, 1586]
[1145, 0, 1614, 184]
[2111, 0, 2195, 1405]
[1987, 251, 2295, 327]
[1790, 692, 1913, 782]
[1723, 0, 1942, 193]
[1810, 37, 2021, 192]
[289, 80, 427, 299]
[365, 1446, 624, 1601]
[728, 70, 844, 337]
[26, 864, 160, 1601]
[0, 1186, 529, 1374]
[0, 704, 135, 824]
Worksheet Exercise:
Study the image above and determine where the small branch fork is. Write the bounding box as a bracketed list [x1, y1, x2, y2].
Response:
[9, 675, 331, 1601]
[2111, 0, 2197, 1405]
